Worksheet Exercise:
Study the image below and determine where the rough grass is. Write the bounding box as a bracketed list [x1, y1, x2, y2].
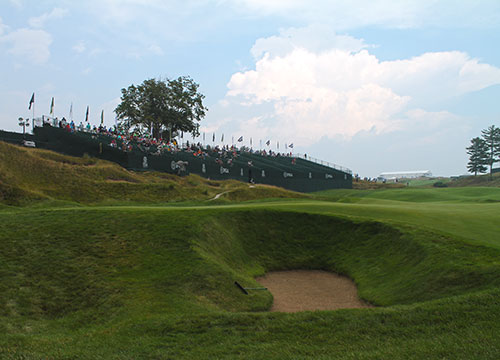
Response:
[352, 180, 405, 189]
[0, 141, 303, 206]
[450, 171, 500, 187]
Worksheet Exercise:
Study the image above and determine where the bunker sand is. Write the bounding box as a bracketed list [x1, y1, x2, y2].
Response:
[256, 270, 372, 312]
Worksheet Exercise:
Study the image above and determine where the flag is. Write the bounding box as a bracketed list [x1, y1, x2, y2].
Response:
[100, 110, 104, 125]
[69, 103, 73, 120]
[85, 106, 89, 122]
[212, 133, 215, 142]
[237, 136, 243, 142]
[266, 140, 270, 146]
[50, 97, 54, 115]
[28, 93, 35, 110]
[289, 143, 294, 149]
[221, 133, 224, 142]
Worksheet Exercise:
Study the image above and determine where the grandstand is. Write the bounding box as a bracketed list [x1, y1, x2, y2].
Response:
[0, 126, 352, 192]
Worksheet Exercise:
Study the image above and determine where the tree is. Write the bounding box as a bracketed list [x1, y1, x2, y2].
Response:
[481, 125, 500, 179]
[466, 137, 488, 176]
[114, 77, 207, 140]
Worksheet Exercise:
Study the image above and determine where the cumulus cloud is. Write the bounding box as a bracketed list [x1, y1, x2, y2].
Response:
[251, 24, 368, 59]
[0, 28, 53, 64]
[224, 27, 500, 144]
[28, 7, 69, 28]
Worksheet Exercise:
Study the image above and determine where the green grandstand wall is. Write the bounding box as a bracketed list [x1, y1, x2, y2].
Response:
[5, 127, 352, 192]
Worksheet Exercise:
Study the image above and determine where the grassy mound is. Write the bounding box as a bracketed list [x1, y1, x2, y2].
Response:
[1, 206, 500, 358]
[450, 172, 500, 187]
[0, 141, 303, 206]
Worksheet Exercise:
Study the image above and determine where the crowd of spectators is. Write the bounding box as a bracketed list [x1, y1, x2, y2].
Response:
[41, 117, 298, 166]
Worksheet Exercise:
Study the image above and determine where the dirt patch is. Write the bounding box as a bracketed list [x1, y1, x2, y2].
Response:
[256, 270, 372, 312]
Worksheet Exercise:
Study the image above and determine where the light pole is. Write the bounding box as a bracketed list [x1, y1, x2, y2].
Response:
[18, 117, 30, 136]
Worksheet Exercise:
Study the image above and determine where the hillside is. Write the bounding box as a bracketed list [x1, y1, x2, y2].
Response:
[449, 172, 500, 187]
[0, 141, 304, 206]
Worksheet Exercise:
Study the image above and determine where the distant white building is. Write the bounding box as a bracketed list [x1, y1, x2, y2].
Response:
[378, 170, 432, 180]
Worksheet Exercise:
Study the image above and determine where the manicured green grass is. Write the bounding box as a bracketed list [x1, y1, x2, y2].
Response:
[309, 187, 500, 249]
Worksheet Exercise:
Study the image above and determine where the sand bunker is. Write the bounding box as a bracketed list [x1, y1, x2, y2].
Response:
[256, 270, 372, 312]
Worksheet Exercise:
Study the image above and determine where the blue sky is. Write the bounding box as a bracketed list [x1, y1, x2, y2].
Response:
[1, 0, 500, 177]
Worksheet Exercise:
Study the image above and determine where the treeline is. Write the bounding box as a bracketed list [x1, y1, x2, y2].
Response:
[466, 125, 500, 177]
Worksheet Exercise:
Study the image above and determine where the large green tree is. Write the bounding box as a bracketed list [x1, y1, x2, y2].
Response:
[114, 77, 207, 140]
[481, 125, 500, 179]
[466, 137, 488, 176]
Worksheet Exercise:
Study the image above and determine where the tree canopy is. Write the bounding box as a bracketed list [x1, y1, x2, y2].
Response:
[481, 125, 500, 178]
[114, 76, 207, 140]
[466, 137, 488, 176]
[466, 124, 500, 178]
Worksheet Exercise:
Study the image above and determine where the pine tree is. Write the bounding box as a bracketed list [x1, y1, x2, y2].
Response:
[481, 125, 500, 179]
[466, 137, 488, 176]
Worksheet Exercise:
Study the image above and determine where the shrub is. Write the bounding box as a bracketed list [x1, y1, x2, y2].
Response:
[433, 181, 448, 188]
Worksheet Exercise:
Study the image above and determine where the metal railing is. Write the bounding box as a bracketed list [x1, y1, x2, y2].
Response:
[293, 153, 352, 174]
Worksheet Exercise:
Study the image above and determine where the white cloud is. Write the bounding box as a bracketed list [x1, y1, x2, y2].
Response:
[0, 28, 53, 64]
[223, 0, 500, 29]
[0, 17, 7, 35]
[8, 0, 22, 9]
[224, 27, 500, 144]
[251, 24, 368, 59]
[28, 8, 69, 28]
[148, 44, 164, 56]
[73, 41, 86, 53]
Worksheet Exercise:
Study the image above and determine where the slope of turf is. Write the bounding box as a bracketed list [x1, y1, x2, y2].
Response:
[0, 141, 303, 206]
[1, 204, 500, 358]
[304, 187, 500, 251]
[450, 171, 500, 187]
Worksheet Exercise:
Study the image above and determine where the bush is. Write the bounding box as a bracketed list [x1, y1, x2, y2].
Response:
[433, 181, 448, 188]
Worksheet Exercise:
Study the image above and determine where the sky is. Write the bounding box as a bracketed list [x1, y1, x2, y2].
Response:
[1, 0, 500, 177]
